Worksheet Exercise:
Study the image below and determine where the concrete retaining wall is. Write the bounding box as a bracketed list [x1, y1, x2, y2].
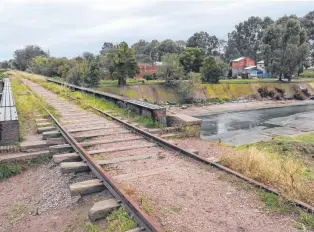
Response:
[98, 82, 314, 103]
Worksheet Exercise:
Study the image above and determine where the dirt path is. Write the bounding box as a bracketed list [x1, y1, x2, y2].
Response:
[0, 163, 110, 232]
[21, 78, 299, 232]
[168, 99, 314, 116]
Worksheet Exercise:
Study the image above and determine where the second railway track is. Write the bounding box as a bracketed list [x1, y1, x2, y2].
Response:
[21, 78, 314, 232]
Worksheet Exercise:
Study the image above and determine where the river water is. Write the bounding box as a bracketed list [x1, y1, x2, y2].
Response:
[196, 104, 314, 145]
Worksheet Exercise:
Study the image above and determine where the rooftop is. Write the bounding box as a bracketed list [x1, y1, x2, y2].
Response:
[232, 57, 246, 62]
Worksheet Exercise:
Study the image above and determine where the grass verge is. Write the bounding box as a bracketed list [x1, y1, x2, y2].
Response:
[105, 207, 137, 232]
[0, 156, 50, 180]
[221, 131, 314, 207]
[15, 71, 161, 128]
[258, 190, 314, 230]
[10, 74, 58, 140]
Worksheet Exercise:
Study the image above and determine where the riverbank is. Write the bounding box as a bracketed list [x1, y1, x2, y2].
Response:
[168, 99, 314, 116]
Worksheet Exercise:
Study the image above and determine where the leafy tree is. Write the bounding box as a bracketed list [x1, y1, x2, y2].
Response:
[157, 53, 184, 85]
[201, 56, 221, 83]
[187, 31, 218, 55]
[107, 42, 139, 86]
[82, 52, 95, 61]
[0, 61, 9, 69]
[179, 47, 205, 73]
[13, 45, 47, 71]
[302, 11, 314, 65]
[66, 65, 82, 86]
[100, 42, 114, 55]
[302, 11, 314, 41]
[263, 16, 309, 81]
[84, 60, 100, 87]
[226, 17, 274, 61]
[156, 39, 181, 61]
[143, 40, 159, 64]
[175, 40, 187, 51]
[132, 40, 148, 54]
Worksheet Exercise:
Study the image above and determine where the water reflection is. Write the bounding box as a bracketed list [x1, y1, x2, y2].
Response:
[197, 104, 314, 137]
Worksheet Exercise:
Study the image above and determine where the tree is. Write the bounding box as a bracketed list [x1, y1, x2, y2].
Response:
[201, 56, 221, 83]
[82, 52, 95, 61]
[107, 42, 139, 86]
[132, 40, 148, 54]
[84, 60, 100, 87]
[0, 61, 9, 69]
[156, 39, 181, 61]
[143, 40, 159, 64]
[100, 42, 114, 55]
[302, 11, 314, 41]
[157, 53, 184, 84]
[176, 40, 187, 51]
[262, 16, 309, 81]
[187, 32, 218, 55]
[67, 65, 82, 86]
[13, 45, 47, 71]
[179, 47, 205, 73]
[302, 11, 314, 66]
[226, 17, 274, 61]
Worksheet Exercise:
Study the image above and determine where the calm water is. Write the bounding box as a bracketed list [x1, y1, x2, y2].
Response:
[197, 104, 314, 138]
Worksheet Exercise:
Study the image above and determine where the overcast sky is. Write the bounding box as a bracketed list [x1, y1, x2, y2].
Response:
[0, 0, 313, 60]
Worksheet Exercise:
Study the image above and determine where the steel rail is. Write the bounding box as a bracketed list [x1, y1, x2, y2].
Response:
[29, 78, 314, 216]
[22, 79, 162, 232]
[66, 93, 314, 215]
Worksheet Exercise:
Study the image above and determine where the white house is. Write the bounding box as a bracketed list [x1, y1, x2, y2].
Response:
[256, 60, 265, 71]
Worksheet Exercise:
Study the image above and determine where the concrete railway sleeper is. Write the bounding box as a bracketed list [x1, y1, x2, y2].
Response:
[21, 78, 314, 231]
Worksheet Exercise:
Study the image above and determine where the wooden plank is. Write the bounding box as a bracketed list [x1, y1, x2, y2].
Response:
[80, 137, 143, 147]
[114, 166, 176, 181]
[74, 131, 132, 141]
[89, 144, 157, 155]
[97, 154, 157, 165]
[67, 125, 120, 133]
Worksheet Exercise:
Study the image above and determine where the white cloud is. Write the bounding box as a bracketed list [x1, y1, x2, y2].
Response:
[0, 0, 312, 60]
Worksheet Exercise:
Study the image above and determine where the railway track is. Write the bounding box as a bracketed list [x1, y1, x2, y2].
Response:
[21, 78, 314, 232]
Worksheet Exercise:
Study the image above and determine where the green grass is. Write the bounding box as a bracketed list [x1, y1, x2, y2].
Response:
[85, 222, 100, 232]
[105, 207, 137, 232]
[20, 72, 162, 128]
[139, 195, 154, 214]
[10, 75, 59, 139]
[205, 98, 228, 104]
[300, 69, 314, 78]
[100, 78, 164, 87]
[258, 190, 314, 230]
[0, 156, 51, 180]
[0, 164, 24, 179]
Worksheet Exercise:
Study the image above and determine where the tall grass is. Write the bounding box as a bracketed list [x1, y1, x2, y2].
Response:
[10, 75, 58, 138]
[221, 147, 314, 205]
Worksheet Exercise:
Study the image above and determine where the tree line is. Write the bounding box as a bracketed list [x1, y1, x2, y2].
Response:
[0, 11, 313, 86]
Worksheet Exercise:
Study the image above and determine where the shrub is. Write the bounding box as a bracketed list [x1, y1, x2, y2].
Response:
[201, 56, 221, 83]
[257, 87, 270, 98]
[143, 73, 157, 80]
[301, 88, 310, 97]
[293, 86, 308, 100]
[275, 87, 285, 96]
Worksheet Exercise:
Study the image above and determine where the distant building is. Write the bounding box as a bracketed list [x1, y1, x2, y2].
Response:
[256, 60, 265, 72]
[231, 57, 255, 77]
[136, 63, 157, 79]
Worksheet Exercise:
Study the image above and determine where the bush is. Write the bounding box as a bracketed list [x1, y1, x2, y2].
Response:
[143, 73, 157, 80]
[301, 88, 310, 97]
[257, 87, 270, 98]
[201, 56, 221, 83]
